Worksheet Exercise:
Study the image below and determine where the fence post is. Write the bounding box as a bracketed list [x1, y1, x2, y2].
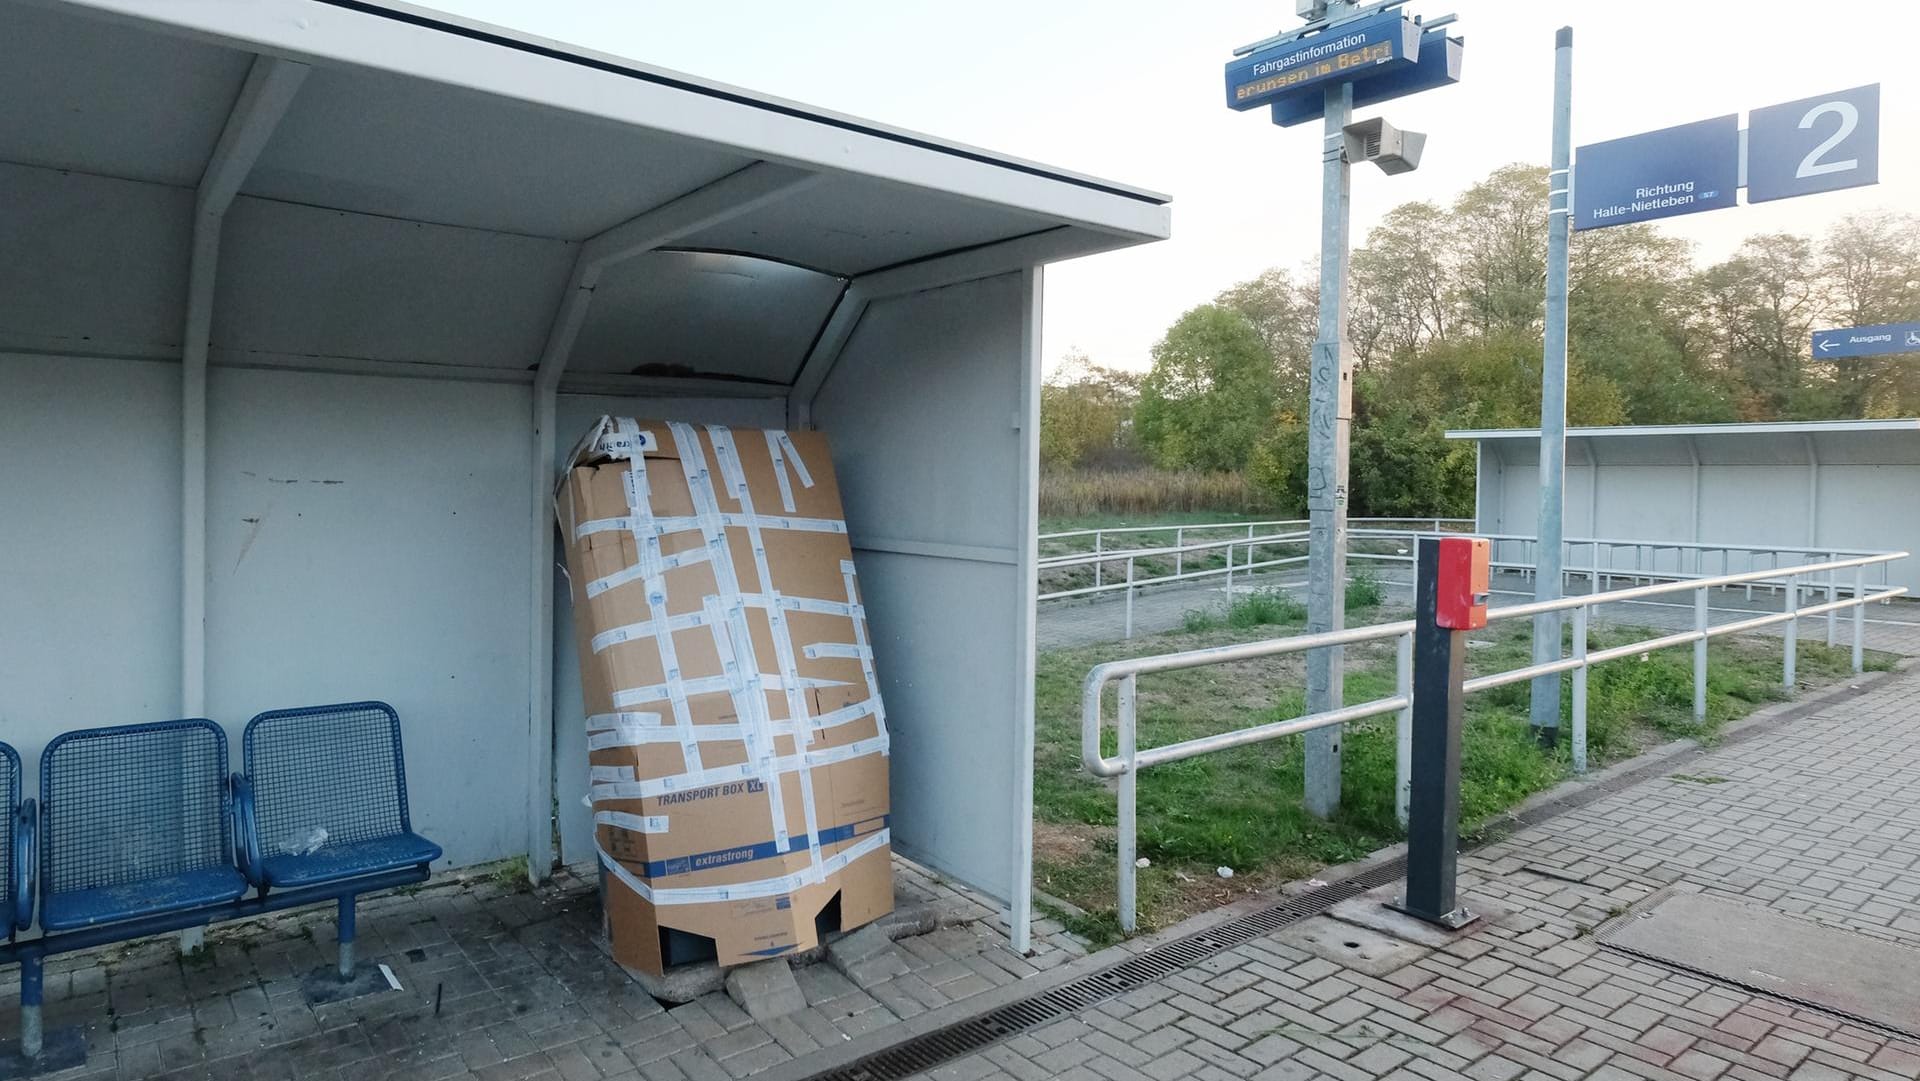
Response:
[1395, 631, 1413, 828]
[1572, 605, 1588, 774]
[1117, 674, 1137, 933]
[1853, 564, 1866, 674]
[1094, 531, 1103, 588]
[1225, 542, 1234, 602]
[1693, 588, 1708, 724]
[1783, 573, 1799, 689]
[1175, 527, 1184, 577]
[1125, 558, 1136, 640]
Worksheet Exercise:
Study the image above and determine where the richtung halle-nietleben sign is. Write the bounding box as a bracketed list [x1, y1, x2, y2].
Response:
[1572, 115, 1740, 230]
[1224, 11, 1422, 112]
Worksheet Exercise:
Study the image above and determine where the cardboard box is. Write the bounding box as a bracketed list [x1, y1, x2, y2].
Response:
[556, 417, 892, 974]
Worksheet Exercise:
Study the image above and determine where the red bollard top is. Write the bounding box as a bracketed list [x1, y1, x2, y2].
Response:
[1436, 537, 1491, 630]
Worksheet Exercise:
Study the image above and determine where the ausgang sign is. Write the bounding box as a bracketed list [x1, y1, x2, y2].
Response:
[1224, 11, 1422, 112]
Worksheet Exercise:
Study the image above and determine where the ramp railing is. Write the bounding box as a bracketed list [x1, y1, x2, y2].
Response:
[1078, 548, 1908, 931]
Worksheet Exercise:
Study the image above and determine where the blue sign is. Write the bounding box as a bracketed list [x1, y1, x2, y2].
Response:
[1748, 84, 1880, 204]
[1573, 116, 1739, 231]
[1270, 27, 1464, 128]
[1224, 12, 1421, 112]
[1812, 322, 1920, 360]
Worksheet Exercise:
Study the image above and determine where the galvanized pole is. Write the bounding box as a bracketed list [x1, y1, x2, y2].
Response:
[1304, 59, 1356, 819]
[1529, 26, 1573, 748]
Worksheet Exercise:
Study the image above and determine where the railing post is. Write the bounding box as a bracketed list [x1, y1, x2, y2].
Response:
[1125, 557, 1136, 640]
[1094, 531, 1103, 588]
[1117, 674, 1138, 933]
[1175, 527, 1184, 577]
[1853, 564, 1866, 674]
[1572, 605, 1588, 775]
[1225, 541, 1234, 601]
[1395, 631, 1413, 828]
[1693, 588, 1708, 724]
[1826, 554, 1838, 647]
[1783, 573, 1799, 689]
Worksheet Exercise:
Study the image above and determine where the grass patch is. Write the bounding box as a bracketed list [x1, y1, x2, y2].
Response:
[489, 856, 530, 891]
[1345, 570, 1383, 611]
[1033, 611, 1889, 934]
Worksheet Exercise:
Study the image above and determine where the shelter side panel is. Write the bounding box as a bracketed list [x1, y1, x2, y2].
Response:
[811, 271, 1028, 903]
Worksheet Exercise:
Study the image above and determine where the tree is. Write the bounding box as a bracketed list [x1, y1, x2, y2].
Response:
[1701, 233, 1832, 418]
[1134, 305, 1275, 472]
[1039, 352, 1140, 469]
[1213, 267, 1316, 404]
[1451, 164, 1549, 335]
[1351, 201, 1454, 364]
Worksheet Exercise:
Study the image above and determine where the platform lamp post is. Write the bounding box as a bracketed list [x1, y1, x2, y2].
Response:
[1224, 0, 1464, 817]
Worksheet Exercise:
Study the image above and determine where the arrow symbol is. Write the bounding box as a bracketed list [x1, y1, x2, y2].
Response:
[1819, 339, 1838, 352]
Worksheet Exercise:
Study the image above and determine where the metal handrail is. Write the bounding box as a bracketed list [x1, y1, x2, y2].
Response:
[1080, 547, 1909, 931]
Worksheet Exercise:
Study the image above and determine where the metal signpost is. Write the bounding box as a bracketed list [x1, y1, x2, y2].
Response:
[1531, 79, 1884, 736]
[1812, 322, 1920, 360]
[1226, 0, 1462, 819]
[1530, 28, 1573, 747]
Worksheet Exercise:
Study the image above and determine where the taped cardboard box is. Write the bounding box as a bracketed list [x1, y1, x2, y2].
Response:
[556, 417, 892, 975]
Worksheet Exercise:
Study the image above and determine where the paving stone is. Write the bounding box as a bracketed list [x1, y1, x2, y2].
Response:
[721, 961, 806, 1023]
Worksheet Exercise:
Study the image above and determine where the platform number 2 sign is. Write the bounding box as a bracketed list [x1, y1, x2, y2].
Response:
[1747, 84, 1880, 204]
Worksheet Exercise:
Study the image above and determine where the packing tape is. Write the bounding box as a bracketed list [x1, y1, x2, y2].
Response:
[596, 827, 890, 905]
[586, 545, 710, 601]
[765, 429, 798, 513]
[594, 810, 669, 834]
[575, 512, 847, 541]
[802, 642, 872, 662]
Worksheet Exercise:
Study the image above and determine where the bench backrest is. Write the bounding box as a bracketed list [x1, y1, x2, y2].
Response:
[1, 742, 17, 919]
[40, 720, 232, 895]
[244, 702, 413, 858]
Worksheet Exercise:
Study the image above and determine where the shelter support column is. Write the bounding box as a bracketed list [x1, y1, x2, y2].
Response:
[526, 164, 819, 882]
[180, 56, 309, 717]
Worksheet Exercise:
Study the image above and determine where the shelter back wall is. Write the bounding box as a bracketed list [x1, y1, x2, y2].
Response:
[1, 354, 536, 869]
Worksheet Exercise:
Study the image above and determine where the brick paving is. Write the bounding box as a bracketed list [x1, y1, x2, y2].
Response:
[9, 606, 1920, 1080]
[911, 666, 1920, 1081]
[0, 859, 1088, 1081]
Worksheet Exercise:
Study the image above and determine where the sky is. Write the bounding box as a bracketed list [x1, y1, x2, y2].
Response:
[421, 0, 1920, 375]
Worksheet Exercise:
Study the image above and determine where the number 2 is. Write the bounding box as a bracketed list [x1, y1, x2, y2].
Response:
[1797, 101, 1859, 179]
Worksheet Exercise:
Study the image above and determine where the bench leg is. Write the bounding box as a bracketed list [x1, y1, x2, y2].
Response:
[336, 895, 355, 980]
[20, 955, 42, 1060]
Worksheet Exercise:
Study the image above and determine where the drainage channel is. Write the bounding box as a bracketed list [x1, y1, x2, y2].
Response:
[803, 673, 1893, 1081]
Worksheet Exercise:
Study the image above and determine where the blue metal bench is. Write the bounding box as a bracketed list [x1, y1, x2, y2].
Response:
[1, 705, 438, 1070]
[234, 701, 442, 978]
[2, 743, 29, 947]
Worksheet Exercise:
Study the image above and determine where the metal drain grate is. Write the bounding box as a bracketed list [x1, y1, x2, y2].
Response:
[805, 677, 1887, 1081]
[811, 858, 1409, 1081]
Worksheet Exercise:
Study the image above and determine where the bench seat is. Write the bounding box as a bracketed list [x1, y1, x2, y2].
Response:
[261, 831, 441, 889]
[40, 866, 248, 931]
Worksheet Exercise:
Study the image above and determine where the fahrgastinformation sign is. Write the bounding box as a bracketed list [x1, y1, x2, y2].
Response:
[1811, 322, 1920, 360]
[1224, 10, 1422, 112]
[1574, 84, 1880, 232]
